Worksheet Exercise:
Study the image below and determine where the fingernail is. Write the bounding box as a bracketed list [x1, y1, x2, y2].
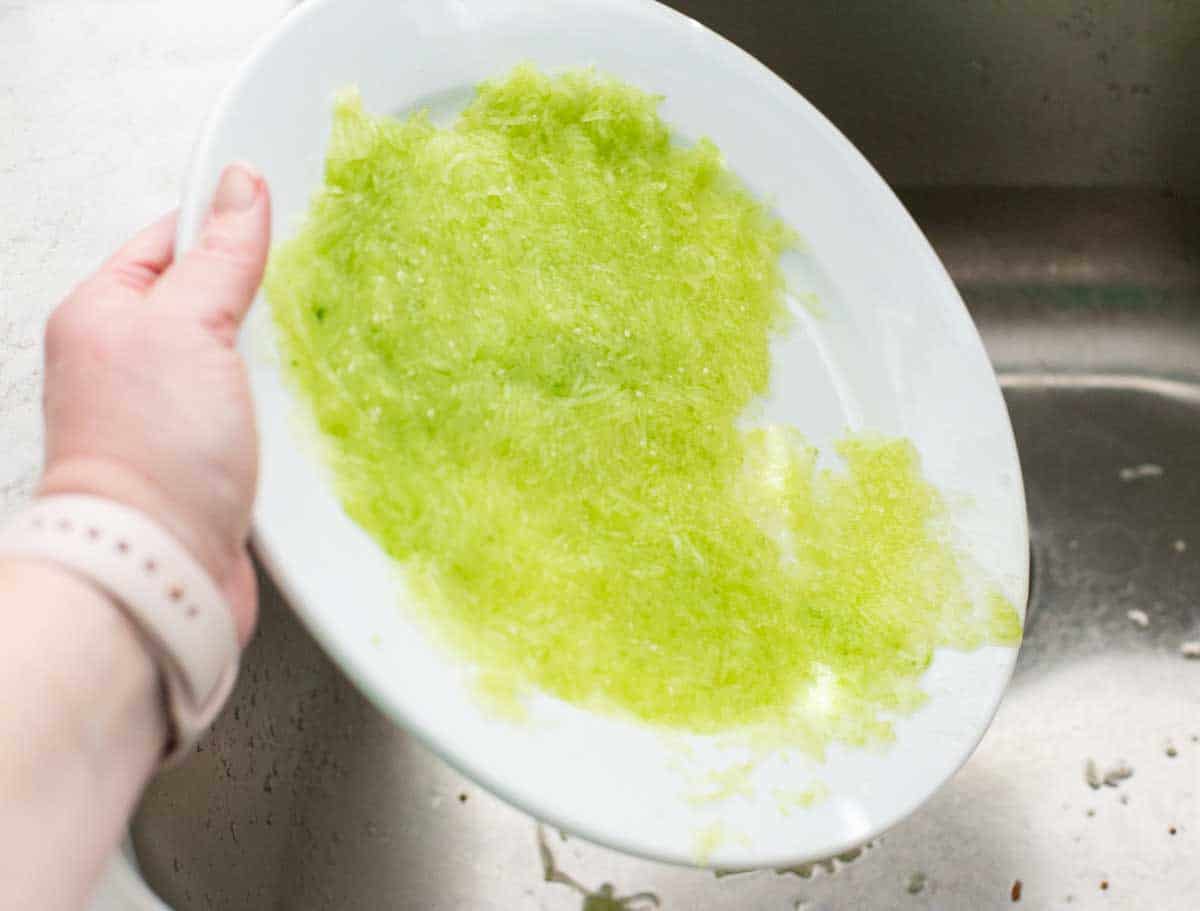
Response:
[211, 163, 261, 215]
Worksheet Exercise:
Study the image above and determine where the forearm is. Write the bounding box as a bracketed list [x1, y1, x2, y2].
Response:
[0, 558, 165, 911]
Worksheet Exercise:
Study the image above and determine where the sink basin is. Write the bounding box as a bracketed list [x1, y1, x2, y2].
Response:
[131, 3, 1200, 907]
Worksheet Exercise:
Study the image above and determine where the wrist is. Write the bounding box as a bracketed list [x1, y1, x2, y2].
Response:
[40, 456, 236, 593]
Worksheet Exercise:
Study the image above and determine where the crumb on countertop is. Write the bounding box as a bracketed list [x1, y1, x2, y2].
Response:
[1103, 763, 1133, 787]
[1126, 609, 1149, 628]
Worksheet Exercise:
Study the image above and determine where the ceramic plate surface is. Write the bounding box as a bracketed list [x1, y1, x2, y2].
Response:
[179, 0, 1028, 868]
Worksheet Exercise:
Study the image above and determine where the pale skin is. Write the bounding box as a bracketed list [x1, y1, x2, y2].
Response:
[0, 163, 270, 910]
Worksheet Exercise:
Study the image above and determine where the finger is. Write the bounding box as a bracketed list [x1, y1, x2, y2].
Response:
[150, 162, 271, 345]
[76, 211, 178, 303]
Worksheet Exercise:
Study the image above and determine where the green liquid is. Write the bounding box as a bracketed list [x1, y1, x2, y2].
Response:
[266, 66, 1020, 755]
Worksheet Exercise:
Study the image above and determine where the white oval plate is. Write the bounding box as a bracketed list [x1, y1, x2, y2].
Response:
[179, 0, 1028, 869]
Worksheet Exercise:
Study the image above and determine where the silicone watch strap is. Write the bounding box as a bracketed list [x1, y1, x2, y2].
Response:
[0, 495, 239, 765]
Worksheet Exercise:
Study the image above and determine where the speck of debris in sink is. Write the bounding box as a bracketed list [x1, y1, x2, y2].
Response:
[1119, 463, 1163, 481]
[1181, 641, 1200, 659]
[1126, 609, 1149, 627]
[1174, 539, 1188, 553]
[1085, 759, 1102, 789]
[1100, 880, 1109, 891]
[1086, 808, 1096, 817]
[906, 873, 927, 895]
[1170, 826, 1178, 835]
[1103, 762, 1133, 787]
[1166, 742, 1178, 758]
[1011, 880, 1023, 902]
[1119, 794, 1130, 805]
[458, 792, 468, 803]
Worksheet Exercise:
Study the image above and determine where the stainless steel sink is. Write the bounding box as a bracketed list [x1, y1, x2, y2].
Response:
[132, 4, 1200, 908]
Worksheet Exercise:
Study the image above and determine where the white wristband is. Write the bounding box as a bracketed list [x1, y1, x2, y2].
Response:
[0, 495, 240, 765]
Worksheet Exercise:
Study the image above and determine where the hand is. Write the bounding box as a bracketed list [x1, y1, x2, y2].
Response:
[39, 164, 271, 644]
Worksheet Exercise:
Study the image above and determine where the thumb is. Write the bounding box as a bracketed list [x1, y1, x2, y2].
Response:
[151, 162, 271, 343]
